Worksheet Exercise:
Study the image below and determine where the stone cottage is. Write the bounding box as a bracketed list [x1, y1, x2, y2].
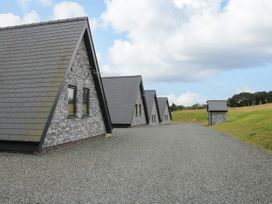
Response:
[144, 90, 161, 125]
[207, 100, 228, 125]
[0, 17, 112, 153]
[102, 75, 149, 127]
[157, 97, 172, 124]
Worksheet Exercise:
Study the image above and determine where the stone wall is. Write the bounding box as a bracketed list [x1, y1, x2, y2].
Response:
[208, 112, 227, 125]
[131, 90, 147, 127]
[43, 40, 106, 148]
[161, 104, 171, 124]
[149, 101, 159, 125]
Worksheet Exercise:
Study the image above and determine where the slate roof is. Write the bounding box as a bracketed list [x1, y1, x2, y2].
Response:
[157, 97, 172, 120]
[207, 100, 228, 112]
[144, 90, 162, 122]
[102, 76, 149, 125]
[0, 17, 112, 152]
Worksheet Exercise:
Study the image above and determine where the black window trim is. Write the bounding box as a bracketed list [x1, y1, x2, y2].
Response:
[135, 104, 138, 117]
[68, 85, 77, 118]
[83, 87, 90, 117]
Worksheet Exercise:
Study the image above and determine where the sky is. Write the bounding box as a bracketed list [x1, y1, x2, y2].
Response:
[0, 0, 272, 106]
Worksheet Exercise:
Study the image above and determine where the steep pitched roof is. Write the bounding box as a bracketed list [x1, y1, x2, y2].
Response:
[102, 75, 149, 125]
[144, 90, 162, 122]
[157, 97, 172, 120]
[207, 100, 228, 112]
[0, 17, 112, 152]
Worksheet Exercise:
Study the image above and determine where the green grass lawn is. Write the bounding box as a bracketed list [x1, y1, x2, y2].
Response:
[172, 104, 272, 151]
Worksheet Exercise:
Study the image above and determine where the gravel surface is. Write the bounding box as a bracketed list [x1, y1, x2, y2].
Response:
[0, 124, 272, 204]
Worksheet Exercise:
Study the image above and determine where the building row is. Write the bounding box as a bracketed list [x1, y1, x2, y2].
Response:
[0, 17, 171, 153]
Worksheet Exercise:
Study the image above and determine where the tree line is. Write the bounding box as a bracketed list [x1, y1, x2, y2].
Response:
[169, 90, 272, 112]
[169, 103, 207, 112]
[227, 91, 272, 107]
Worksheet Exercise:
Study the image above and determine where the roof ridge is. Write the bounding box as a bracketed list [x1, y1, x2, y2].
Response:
[0, 17, 88, 31]
[102, 75, 142, 79]
[207, 100, 227, 102]
[145, 90, 156, 92]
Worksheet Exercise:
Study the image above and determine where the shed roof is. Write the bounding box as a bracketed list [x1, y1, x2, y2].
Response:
[0, 17, 112, 152]
[207, 100, 228, 112]
[157, 97, 172, 120]
[102, 75, 149, 125]
[144, 90, 162, 122]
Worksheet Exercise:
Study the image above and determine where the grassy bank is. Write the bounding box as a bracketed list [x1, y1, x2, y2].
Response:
[172, 104, 272, 151]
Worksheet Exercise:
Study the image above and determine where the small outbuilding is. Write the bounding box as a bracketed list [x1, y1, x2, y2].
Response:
[144, 90, 162, 125]
[0, 17, 112, 153]
[207, 100, 228, 126]
[102, 75, 149, 127]
[157, 97, 172, 124]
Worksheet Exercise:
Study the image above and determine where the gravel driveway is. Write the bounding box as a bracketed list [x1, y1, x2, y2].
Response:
[0, 124, 272, 204]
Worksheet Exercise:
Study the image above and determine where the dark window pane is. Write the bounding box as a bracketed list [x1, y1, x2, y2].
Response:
[139, 104, 141, 116]
[135, 104, 138, 116]
[83, 88, 90, 116]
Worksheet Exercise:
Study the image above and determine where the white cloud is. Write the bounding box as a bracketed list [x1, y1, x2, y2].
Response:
[236, 86, 254, 94]
[38, 0, 52, 6]
[17, 0, 32, 10]
[100, 0, 272, 82]
[166, 92, 206, 106]
[89, 18, 97, 30]
[0, 10, 39, 27]
[53, 1, 86, 20]
[0, 13, 21, 27]
[22, 10, 39, 23]
[17, 0, 52, 8]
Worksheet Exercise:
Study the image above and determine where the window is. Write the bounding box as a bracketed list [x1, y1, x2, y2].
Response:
[135, 104, 138, 117]
[68, 85, 76, 117]
[83, 88, 90, 116]
[154, 115, 156, 123]
[139, 104, 142, 116]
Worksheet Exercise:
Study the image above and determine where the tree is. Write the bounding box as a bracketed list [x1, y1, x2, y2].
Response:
[169, 103, 177, 112]
[254, 92, 268, 105]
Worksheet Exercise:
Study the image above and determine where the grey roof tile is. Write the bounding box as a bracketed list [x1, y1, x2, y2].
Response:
[144, 90, 161, 122]
[0, 17, 87, 142]
[157, 97, 172, 120]
[207, 100, 228, 112]
[102, 76, 145, 125]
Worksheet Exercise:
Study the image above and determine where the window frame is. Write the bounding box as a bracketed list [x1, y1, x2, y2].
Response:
[68, 85, 77, 117]
[83, 88, 90, 117]
[135, 104, 138, 117]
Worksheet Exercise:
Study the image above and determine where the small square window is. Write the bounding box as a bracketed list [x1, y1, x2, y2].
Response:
[83, 88, 90, 116]
[68, 85, 76, 117]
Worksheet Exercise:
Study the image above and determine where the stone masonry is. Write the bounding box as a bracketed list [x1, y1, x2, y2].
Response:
[149, 101, 159, 125]
[161, 104, 171, 124]
[208, 112, 227, 126]
[131, 90, 147, 126]
[43, 40, 106, 148]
